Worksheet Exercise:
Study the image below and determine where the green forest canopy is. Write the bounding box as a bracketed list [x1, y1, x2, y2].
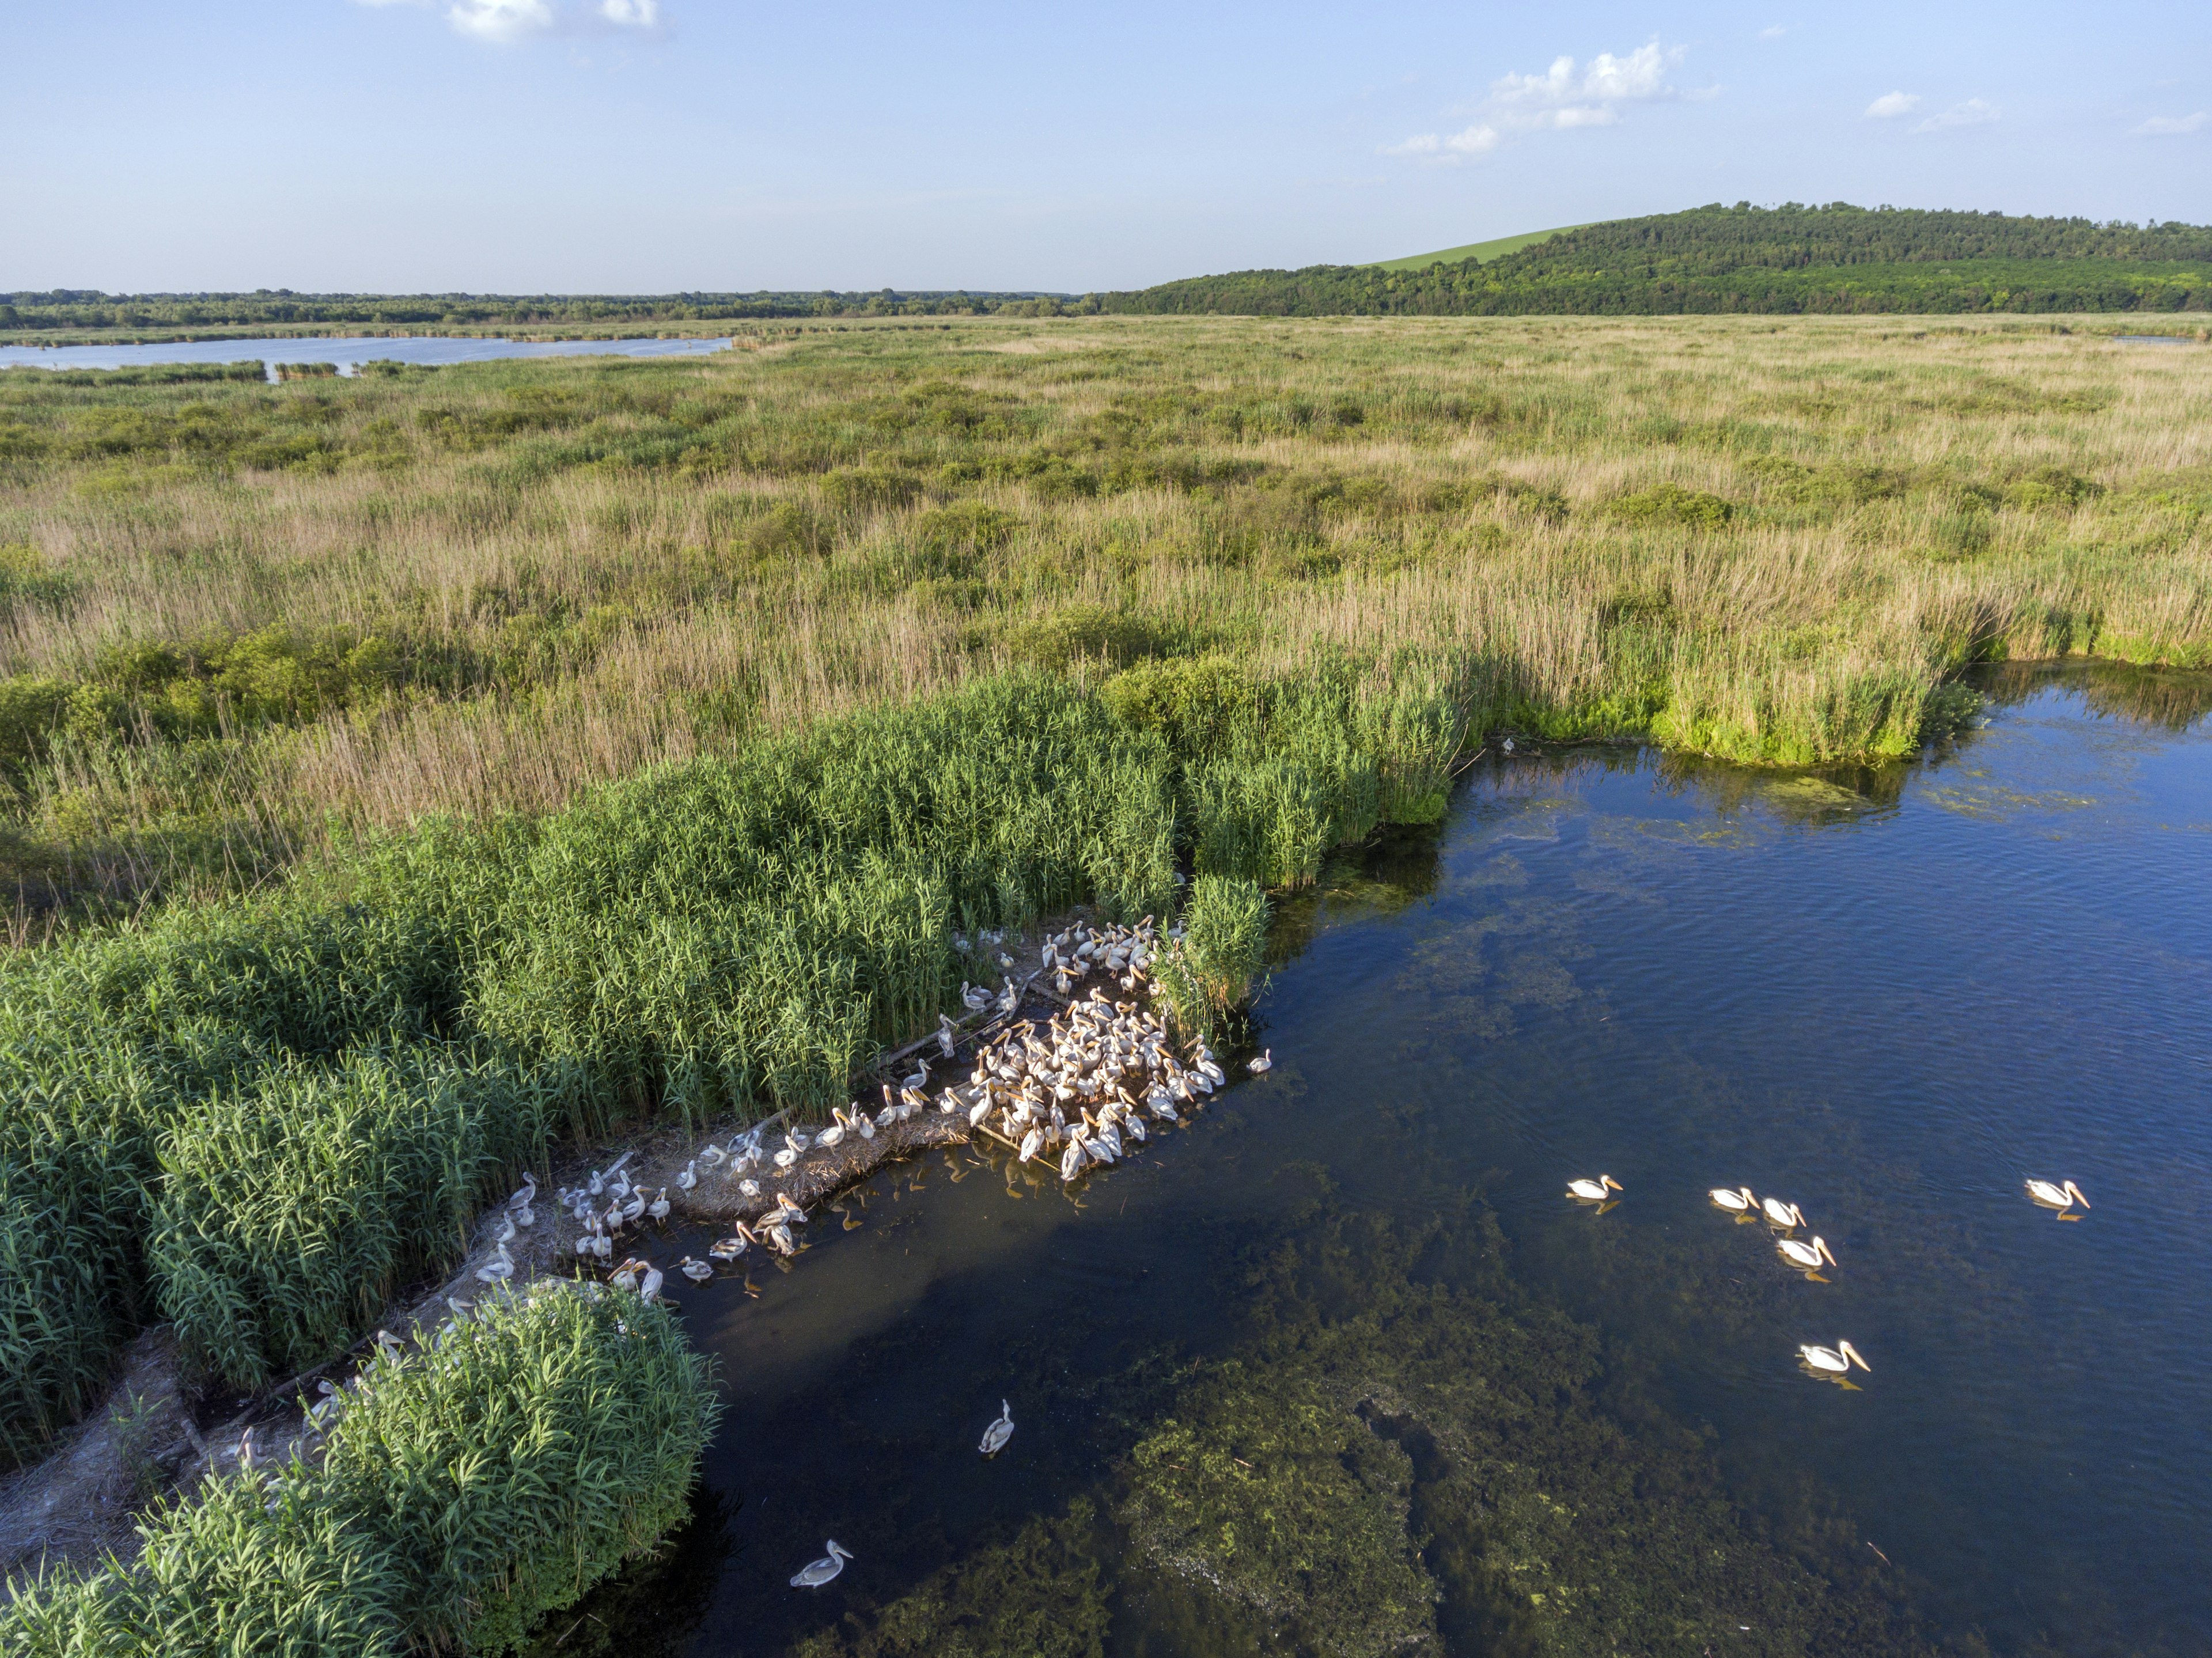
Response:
[1103, 203, 2212, 317]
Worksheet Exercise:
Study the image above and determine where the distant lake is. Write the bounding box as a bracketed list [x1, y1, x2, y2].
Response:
[2114, 334, 2196, 345]
[0, 335, 733, 380]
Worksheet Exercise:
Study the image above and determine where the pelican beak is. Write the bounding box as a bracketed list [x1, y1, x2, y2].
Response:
[1605, 1176, 1623, 1192]
[2070, 1184, 2090, 1209]
[1819, 1239, 1837, 1267]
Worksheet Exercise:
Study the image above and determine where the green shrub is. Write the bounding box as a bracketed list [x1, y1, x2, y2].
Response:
[0, 1288, 715, 1658]
[1607, 483, 1735, 531]
[1103, 655, 1261, 758]
[1155, 875, 1270, 1034]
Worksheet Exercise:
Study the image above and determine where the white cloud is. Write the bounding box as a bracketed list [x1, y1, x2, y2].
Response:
[1494, 43, 1684, 111]
[1385, 40, 1700, 166]
[1759, 25, 1786, 39]
[1382, 123, 1500, 164]
[1915, 97, 2000, 131]
[449, 0, 554, 40]
[355, 0, 661, 41]
[2133, 111, 2207, 136]
[1864, 91, 1921, 119]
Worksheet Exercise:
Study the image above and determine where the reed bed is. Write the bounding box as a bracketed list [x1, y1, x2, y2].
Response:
[0, 1284, 716, 1657]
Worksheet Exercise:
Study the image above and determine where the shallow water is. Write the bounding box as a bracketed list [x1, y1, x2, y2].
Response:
[0, 334, 731, 380]
[562, 663, 2212, 1658]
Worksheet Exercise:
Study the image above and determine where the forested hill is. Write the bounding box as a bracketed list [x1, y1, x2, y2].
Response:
[1101, 203, 2212, 317]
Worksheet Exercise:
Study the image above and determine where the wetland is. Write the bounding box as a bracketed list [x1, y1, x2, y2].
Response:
[552, 663, 2212, 1658]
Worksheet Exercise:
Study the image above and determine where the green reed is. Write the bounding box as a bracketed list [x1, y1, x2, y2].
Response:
[0, 1285, 715, 1658]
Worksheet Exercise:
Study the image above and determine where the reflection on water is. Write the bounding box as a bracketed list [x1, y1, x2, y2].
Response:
[0, 335, 733, 380]
[535, 663, 2212, 1658]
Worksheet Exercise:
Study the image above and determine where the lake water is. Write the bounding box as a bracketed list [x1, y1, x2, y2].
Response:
[0, 335, 732, 380]
[558, 662, 2212, 1658]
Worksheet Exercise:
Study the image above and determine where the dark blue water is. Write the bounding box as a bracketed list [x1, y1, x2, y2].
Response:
[0, 335, 732, 380]
[590, 664, 2212, 1658]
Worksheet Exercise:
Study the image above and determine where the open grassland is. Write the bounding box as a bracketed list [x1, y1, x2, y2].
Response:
[1, 311, 2206, 1646]
[1, 312, 2207, 919]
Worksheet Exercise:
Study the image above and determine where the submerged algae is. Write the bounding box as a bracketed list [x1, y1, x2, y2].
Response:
[787, 1501, 1112, 1658]
[1112, 1201, 1936, 1658]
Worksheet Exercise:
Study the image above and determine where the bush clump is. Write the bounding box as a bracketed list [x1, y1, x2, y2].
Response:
[1607, 482, 1736, 531]
[0, 1285, 717, 1658]
[1156, 874, 1270, 1034]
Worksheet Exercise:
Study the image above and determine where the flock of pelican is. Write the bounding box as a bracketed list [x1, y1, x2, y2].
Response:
[1566, 1170, 2092, 1388]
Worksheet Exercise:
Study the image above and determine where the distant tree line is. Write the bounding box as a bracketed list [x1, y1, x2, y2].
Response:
[0, 289, 1097, 333]
[1101, 203, 2212, 317]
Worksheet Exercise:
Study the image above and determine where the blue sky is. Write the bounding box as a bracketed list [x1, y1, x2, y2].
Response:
[7, 1, 2209, 293]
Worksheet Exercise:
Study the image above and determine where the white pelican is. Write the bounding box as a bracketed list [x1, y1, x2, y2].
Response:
[493, 1213, 517, 1246]
[938, 1015, 957, 1058]
[979, 1399, 1014, 1456]
[1709, 1186, 1757, 1213]
[475, 1243, 515, 1284]
[699, 1142, 729, 1169]
[1777, 1236, 1838, 1277]
[638, 1263, 664, 1302]
[1059, 1139, 1088, 1182]
[1566, 1175, 1623, 1202]
[512, 1201, 535, 1229]
[818, 1115, 847, 1149]
[647, 1187, 671, 1225]
[675, 1160, 699, 1192]
[1248, 1050, 1274, 1073]
[1018, 1127, 1044, 1163]
[709, 1234, 748, 1262]
[1761, 1197, 1805, 1229]
[774, 1148, 799, 1171]
[2024, 1178, 2089, 1217]
[796, 1531, 854, 1585]
[679, 1256, 713, 1284]
[1798, 1339, 1870, 1377]
[737, 1179, 761, 1199]
[612, 1258, 645, 1293]
[903, 1058, 930, 1091]
[574, 1221, 600, 1259]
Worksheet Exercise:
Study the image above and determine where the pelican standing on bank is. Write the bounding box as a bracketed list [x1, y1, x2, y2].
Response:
[979, 1399, 1014, 1455]
[1798, 1339, 1870, 1378]
[791, 1540, 854, 1588]
[1567, 1174, 1623, 1202]
[2024, 1178, 2090, 1217]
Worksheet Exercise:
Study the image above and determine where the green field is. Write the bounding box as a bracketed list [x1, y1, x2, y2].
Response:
[1368, 222, 1593, 272]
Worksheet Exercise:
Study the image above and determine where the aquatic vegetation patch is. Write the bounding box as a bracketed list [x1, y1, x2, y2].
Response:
[1113, 1204, 1937, 1657]
[786, 1501, 1112, 1658]
[1153, 875, 1270, 1035]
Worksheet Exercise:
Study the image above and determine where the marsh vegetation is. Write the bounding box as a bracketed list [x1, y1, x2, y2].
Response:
[1, 313, 2207, 1652]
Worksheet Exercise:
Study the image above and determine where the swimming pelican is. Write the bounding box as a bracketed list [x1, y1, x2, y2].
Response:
[709, 1233, 749, 1262]
[1776, 1236, 1838, 1276]
[1761, 1196, 1805, 1229]
[791, 1541, 853, 1588]
[2024, 1178, 2089, 1217]
[979, 1399, 1014, 1455]
[1567, 1175, 1623, 1202]
[1798, 1339, 1870, 1377]
[679, 1256, 713, 1284]
[1709, 1186, 1757, 1213]
[1248, 1049, 1274, 1073]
